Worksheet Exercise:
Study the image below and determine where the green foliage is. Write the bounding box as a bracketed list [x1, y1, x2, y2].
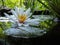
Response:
[4, 0, 20, 8]
[37, 0, 48, 10]
[0, 0, 4, 9]
[25, 0, 47, 12]
[40, 19, 57, 31]
[0, 0, 24, 9]
[0, 22, 11, 38]
[0, 0, 48, 11]
[44, 0, 60, 17]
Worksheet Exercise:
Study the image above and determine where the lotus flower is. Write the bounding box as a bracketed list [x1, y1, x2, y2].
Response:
[4, 7, 46, 37]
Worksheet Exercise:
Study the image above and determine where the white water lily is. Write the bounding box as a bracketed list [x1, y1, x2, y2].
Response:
[4, 7, 46, 37]
[4, 7, 40, 27]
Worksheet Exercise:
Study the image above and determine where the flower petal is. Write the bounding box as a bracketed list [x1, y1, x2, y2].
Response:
[19, 7, 24, 15]
[25, 18, 40, 25]
[29, 22, 40, 26]
[26, 18, 40, 22]
[25, 8, 31, 17]
[0, 20, 9, 22]
[18, 26, 45, 36]
[18, 27, 31, 33]
[4, 13, 10, 18]
[4, 13, 16, 22]
[15, 7, 20, 14]
[4, 28, 25, 36]
[27, 13, 32, 18]
[23, 23, 29, 26]
[17, 22, 23, 26]
[11, 10, 17, 17]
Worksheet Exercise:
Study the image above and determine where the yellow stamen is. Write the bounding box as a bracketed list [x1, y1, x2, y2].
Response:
[18, 14, 27, 23]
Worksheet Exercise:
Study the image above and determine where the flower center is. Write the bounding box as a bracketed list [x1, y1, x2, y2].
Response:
[18, 14, 27, 23]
